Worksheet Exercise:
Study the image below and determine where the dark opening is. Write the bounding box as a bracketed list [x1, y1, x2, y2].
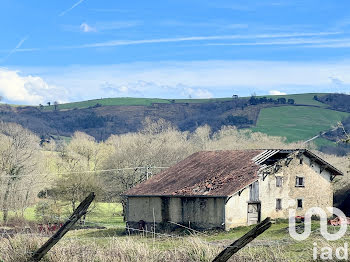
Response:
[161, 197, 170, 223]
[297, 199, 303, 209]
[276, 199, 282, 210]
[295, 177, 305, 187]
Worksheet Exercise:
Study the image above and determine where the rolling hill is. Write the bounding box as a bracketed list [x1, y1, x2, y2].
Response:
[40, 93, 327, 111]
[2, 93, 350, 154]
[253, 106, 348, 142]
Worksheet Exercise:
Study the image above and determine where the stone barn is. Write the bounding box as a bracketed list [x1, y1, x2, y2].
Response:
[123, 149, 342, 231]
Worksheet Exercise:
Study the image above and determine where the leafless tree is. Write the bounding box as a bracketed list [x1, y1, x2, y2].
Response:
[47, 132, 106, 212]
[0, 122, 40, 222]
[54, 101, 59, 111]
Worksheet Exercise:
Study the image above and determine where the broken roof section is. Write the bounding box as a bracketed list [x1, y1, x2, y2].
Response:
[125, 150, 263, 197]
[124, 149, 343, 197]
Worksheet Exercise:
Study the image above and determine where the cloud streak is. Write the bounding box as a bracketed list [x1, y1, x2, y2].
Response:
[71, 31, 341, 49]
[0, 36, 28, 63]
[59, 0, 86, 17]
[205, 37, 349, 47]
[1, 31, 346, 55]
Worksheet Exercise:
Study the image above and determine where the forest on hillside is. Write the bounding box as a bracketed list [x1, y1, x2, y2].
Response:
[0, 117, 348, 225]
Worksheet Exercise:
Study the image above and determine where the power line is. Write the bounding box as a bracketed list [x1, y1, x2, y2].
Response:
[0, 166, 169, 178]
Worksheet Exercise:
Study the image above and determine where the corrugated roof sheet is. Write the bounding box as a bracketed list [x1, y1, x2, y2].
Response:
[124, 149, 343, 197]
[124, 150, 264, 197]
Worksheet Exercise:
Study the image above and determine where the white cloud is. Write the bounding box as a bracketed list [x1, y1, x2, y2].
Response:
[16, 60, 350, 103]
[329, 76, 344, 86]
[63, 21, 139, 34]
[269, 90, 287, 95]
[0, 68, 67, 104]
[182, 87, 213, 98]
[99, 80, 213, 98]
[80, 23, 96, 33]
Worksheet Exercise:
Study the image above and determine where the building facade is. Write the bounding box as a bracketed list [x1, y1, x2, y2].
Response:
[124, 149, 342, 232]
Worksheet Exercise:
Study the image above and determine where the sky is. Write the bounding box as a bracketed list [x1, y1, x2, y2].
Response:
[1, 0, 350, 105]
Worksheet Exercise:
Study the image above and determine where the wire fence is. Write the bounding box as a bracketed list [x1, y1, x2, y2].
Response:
[0, 213, 335, 250]
[0, 210, 346, 262]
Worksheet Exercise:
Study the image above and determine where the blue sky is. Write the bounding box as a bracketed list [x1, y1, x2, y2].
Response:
[1, 0, 350, 104]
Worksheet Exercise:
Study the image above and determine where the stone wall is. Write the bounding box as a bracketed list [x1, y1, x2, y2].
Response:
[259, 152, 333, 219]
[225, 152, 334, 229]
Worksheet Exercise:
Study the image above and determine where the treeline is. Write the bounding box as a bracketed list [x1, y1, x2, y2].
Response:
[0, 118, 348, 224]
[312, 94, 350, 155]
[248, 96, 295, 105]
[0, 95, 298, 142]
[314, 93, 350, 112]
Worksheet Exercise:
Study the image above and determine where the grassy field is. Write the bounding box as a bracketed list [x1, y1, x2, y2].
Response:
[38, 93, 328, 111]
[41, 97, 233, 111]
[2, 202, 123, 228]
[1, 200, 349, 261]
[252, 106, 349, 142]
[2, 218, 349, 261]
[63, 220, 350, 261]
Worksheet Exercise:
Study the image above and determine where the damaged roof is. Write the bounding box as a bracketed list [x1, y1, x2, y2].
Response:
[124, 149, 343, 197]
[124, 150, 264, 197]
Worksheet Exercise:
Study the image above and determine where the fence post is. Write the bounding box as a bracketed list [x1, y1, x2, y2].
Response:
[212, 217, 271, 262]
[31, 192, 95, 261]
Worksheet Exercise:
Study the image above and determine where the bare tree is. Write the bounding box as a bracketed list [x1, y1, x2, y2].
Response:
[54, 101, 59, 111]
[0, 122, 40, 222]
[47, 132, 106, 212]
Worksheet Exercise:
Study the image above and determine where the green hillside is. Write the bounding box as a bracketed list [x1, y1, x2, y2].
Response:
[252, 106, 349, 142]
[6, 92, 349, 151]
[42, 97, 233, 111]
[41, 93, 326, 111]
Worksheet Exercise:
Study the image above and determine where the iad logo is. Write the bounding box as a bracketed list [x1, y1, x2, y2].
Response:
[288, 200, 348, 260]
[289, 206, 347, 241]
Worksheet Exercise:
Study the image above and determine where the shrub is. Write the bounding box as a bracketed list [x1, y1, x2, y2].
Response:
[35, 201, 62, 224]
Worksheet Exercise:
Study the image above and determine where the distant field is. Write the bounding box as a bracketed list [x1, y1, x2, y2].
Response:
[4, 202, 123, 228]
[41, 97, 233, 111]
[39, 93, 328, 111]
[253, 106, 349, 142]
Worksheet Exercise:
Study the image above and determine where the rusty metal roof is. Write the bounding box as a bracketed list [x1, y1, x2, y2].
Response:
[124, 149, 343, 197]
[124, 150, 264, 197]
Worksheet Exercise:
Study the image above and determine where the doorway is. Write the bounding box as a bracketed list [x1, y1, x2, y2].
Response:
[247, 202, 261, 225]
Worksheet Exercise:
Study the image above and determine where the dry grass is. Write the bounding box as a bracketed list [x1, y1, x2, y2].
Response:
[0, 234, 291, 262]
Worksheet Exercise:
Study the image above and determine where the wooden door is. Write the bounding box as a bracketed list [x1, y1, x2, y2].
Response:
[247, 203, 261, 225]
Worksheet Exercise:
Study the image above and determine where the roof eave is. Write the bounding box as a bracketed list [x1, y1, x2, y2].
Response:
[122, 194, 228, 198]
[302, 149, 344, 176]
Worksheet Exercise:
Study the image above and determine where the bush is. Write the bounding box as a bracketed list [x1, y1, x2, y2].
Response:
[35, 201, 62, 224]
[224, 115, 253, 125]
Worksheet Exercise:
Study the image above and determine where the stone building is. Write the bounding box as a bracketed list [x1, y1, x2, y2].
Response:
[123, 149, 342, 231]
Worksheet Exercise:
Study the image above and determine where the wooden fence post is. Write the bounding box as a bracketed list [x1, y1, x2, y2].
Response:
[31, 192, 95, 261]
[212, 217, 271, 262]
